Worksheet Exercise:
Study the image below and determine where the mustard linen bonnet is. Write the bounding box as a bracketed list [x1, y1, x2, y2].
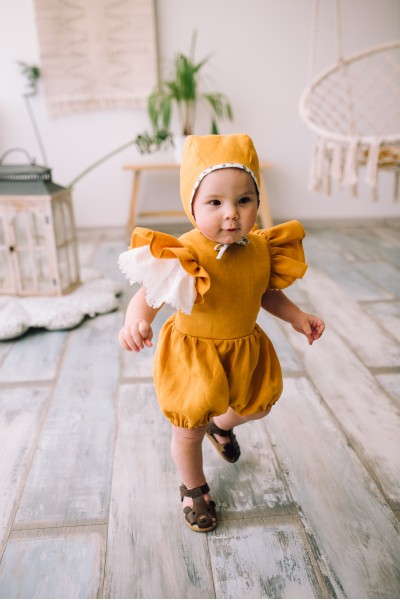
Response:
[180, 134, 261, 227]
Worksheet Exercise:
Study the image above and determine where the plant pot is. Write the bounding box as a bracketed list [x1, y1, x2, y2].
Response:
[173, 135, 187, 163]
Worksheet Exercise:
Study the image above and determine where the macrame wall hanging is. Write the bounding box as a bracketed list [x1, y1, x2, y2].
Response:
[33, 0, 158, 116]
[299, 0, 400, 201]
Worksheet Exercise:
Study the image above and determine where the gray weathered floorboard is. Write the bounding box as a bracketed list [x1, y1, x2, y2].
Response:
[77, 239, 98, 268]
[0, 330, 67, 383]
[284, 324, 400, 506]
[311, 228, 378, 262]
[257, 310, 303, 373]
[208, 516, 322, 599]
[377, 373, 400, 407]
[362, 300, 400, 343]
[0, 341, 12, 364]
[104, 383, 215, 599]
[312, 227, 399, 264]
[373, 225, 400, 248]
[92, 240, 128, 282]
[303, 235, 393, 301]
[14, 313, 120, 528]
[0, 525, 106, 599]
[297, 268, 400, 368]
[204, 417, 294, 520]
[356, 261, 400, 297]
[121, 339, 154, 380]
[267, 377, 400, 599]
[0, 386, 50, 558]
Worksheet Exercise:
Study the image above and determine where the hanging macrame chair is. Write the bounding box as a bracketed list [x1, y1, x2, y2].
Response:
[299, 0, 400, 201]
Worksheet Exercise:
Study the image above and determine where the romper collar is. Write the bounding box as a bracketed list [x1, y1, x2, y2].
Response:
[214, 237, 249, 260]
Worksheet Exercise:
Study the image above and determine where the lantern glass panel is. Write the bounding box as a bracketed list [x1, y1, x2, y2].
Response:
[68, 241, 79, 282]
[0, 253, 12, 290]
[0, 218, 5, 245]
[14, 211, 28, 246]
[15, 248, 34, 292]
[53, 201, 64, 245]
[0, 215, 14, 292]
[57, 245, 70, 288]
[31, 211, 46, 246]
[62, 199, 73, 239]
[13, 211, 46, 247]
[12, 211, 54, 294]
[15, 248, 53, 293]
[35, 250, 50, 287]
[53, 197, 78, 290]
[35, 253, 53, 292]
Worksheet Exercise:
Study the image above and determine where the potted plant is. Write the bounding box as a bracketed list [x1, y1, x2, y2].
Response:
[17, 62, 48, 165]
[135, 33, 233, 155]
[13, 39, 233, 186]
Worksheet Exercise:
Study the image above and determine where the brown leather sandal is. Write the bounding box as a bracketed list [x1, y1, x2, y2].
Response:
[206, 419, 241, 463]
[180, 483, 217, 532]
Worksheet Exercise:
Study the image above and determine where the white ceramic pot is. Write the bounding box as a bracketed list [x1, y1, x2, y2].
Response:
[173, 135, 187, 163]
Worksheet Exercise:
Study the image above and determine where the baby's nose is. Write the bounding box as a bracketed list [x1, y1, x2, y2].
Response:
[224, 203, 239, 218]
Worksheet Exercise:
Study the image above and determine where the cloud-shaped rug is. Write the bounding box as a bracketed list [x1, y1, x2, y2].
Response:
[0, 268, 123, 341]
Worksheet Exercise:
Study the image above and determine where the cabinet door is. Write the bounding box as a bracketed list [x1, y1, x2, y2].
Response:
[0, 210, 16, 294]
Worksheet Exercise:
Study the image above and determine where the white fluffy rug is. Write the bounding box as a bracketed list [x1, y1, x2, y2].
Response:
[0, 268, 123, 341]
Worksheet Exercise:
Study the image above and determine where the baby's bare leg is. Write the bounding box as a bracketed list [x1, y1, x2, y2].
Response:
[214, 406, 271, 429]
[171, 425, 207, 488]
[213, 406, 271, 444]
[171, 425, 215, 520]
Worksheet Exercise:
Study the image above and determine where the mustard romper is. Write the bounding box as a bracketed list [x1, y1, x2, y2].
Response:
[119, 220, 307, 429]
[119, 133, 307, 429]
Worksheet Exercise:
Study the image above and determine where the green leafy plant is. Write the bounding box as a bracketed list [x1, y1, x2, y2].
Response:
[16, 61, 48, 165]
[135, 33, 233, 154]
[18, 62, 41, 97]
[12, 45, 233, 185]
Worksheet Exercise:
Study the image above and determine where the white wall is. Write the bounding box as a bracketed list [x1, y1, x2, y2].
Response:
[1, 0, 399, 228]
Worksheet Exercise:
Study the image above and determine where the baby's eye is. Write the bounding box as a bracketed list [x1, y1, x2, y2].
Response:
[209, 199, 221, 206]
[239, 196, 251, 204]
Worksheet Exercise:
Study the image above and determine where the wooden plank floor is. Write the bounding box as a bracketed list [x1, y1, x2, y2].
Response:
[0, 220, 399, 599]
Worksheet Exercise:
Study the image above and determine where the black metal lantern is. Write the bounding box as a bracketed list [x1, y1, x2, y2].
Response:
[0, 149, 80, 296]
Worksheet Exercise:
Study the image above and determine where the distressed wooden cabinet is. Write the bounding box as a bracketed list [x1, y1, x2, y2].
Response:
[0, 161, 80, 296]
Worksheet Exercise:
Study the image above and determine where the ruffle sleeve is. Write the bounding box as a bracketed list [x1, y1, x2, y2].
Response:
[118, 227, 210, 315]
[255, 220, 308, 289]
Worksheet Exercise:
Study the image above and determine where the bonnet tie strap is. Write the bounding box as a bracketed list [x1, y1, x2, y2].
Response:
[214, 236, 249, 260]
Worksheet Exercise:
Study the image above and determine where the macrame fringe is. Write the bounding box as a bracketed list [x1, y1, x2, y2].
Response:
[308, 135, 398, 201]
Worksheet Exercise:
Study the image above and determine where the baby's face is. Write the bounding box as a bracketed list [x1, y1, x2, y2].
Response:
[192, 168, 258, 245]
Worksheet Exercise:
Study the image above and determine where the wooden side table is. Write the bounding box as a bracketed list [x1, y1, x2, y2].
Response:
[123, 162, 272, 231]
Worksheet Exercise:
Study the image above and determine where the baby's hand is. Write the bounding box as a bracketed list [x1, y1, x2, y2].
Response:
[291, 312, 325, 345]
[118, 319, 153, 352]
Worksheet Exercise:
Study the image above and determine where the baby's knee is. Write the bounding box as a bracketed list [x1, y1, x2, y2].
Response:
[244, 406, 272, 422]
[172, 424, 206, 444]
[258, 407, 272, 418]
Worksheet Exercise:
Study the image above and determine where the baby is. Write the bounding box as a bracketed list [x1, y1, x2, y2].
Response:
[119, 133, 325, 532]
